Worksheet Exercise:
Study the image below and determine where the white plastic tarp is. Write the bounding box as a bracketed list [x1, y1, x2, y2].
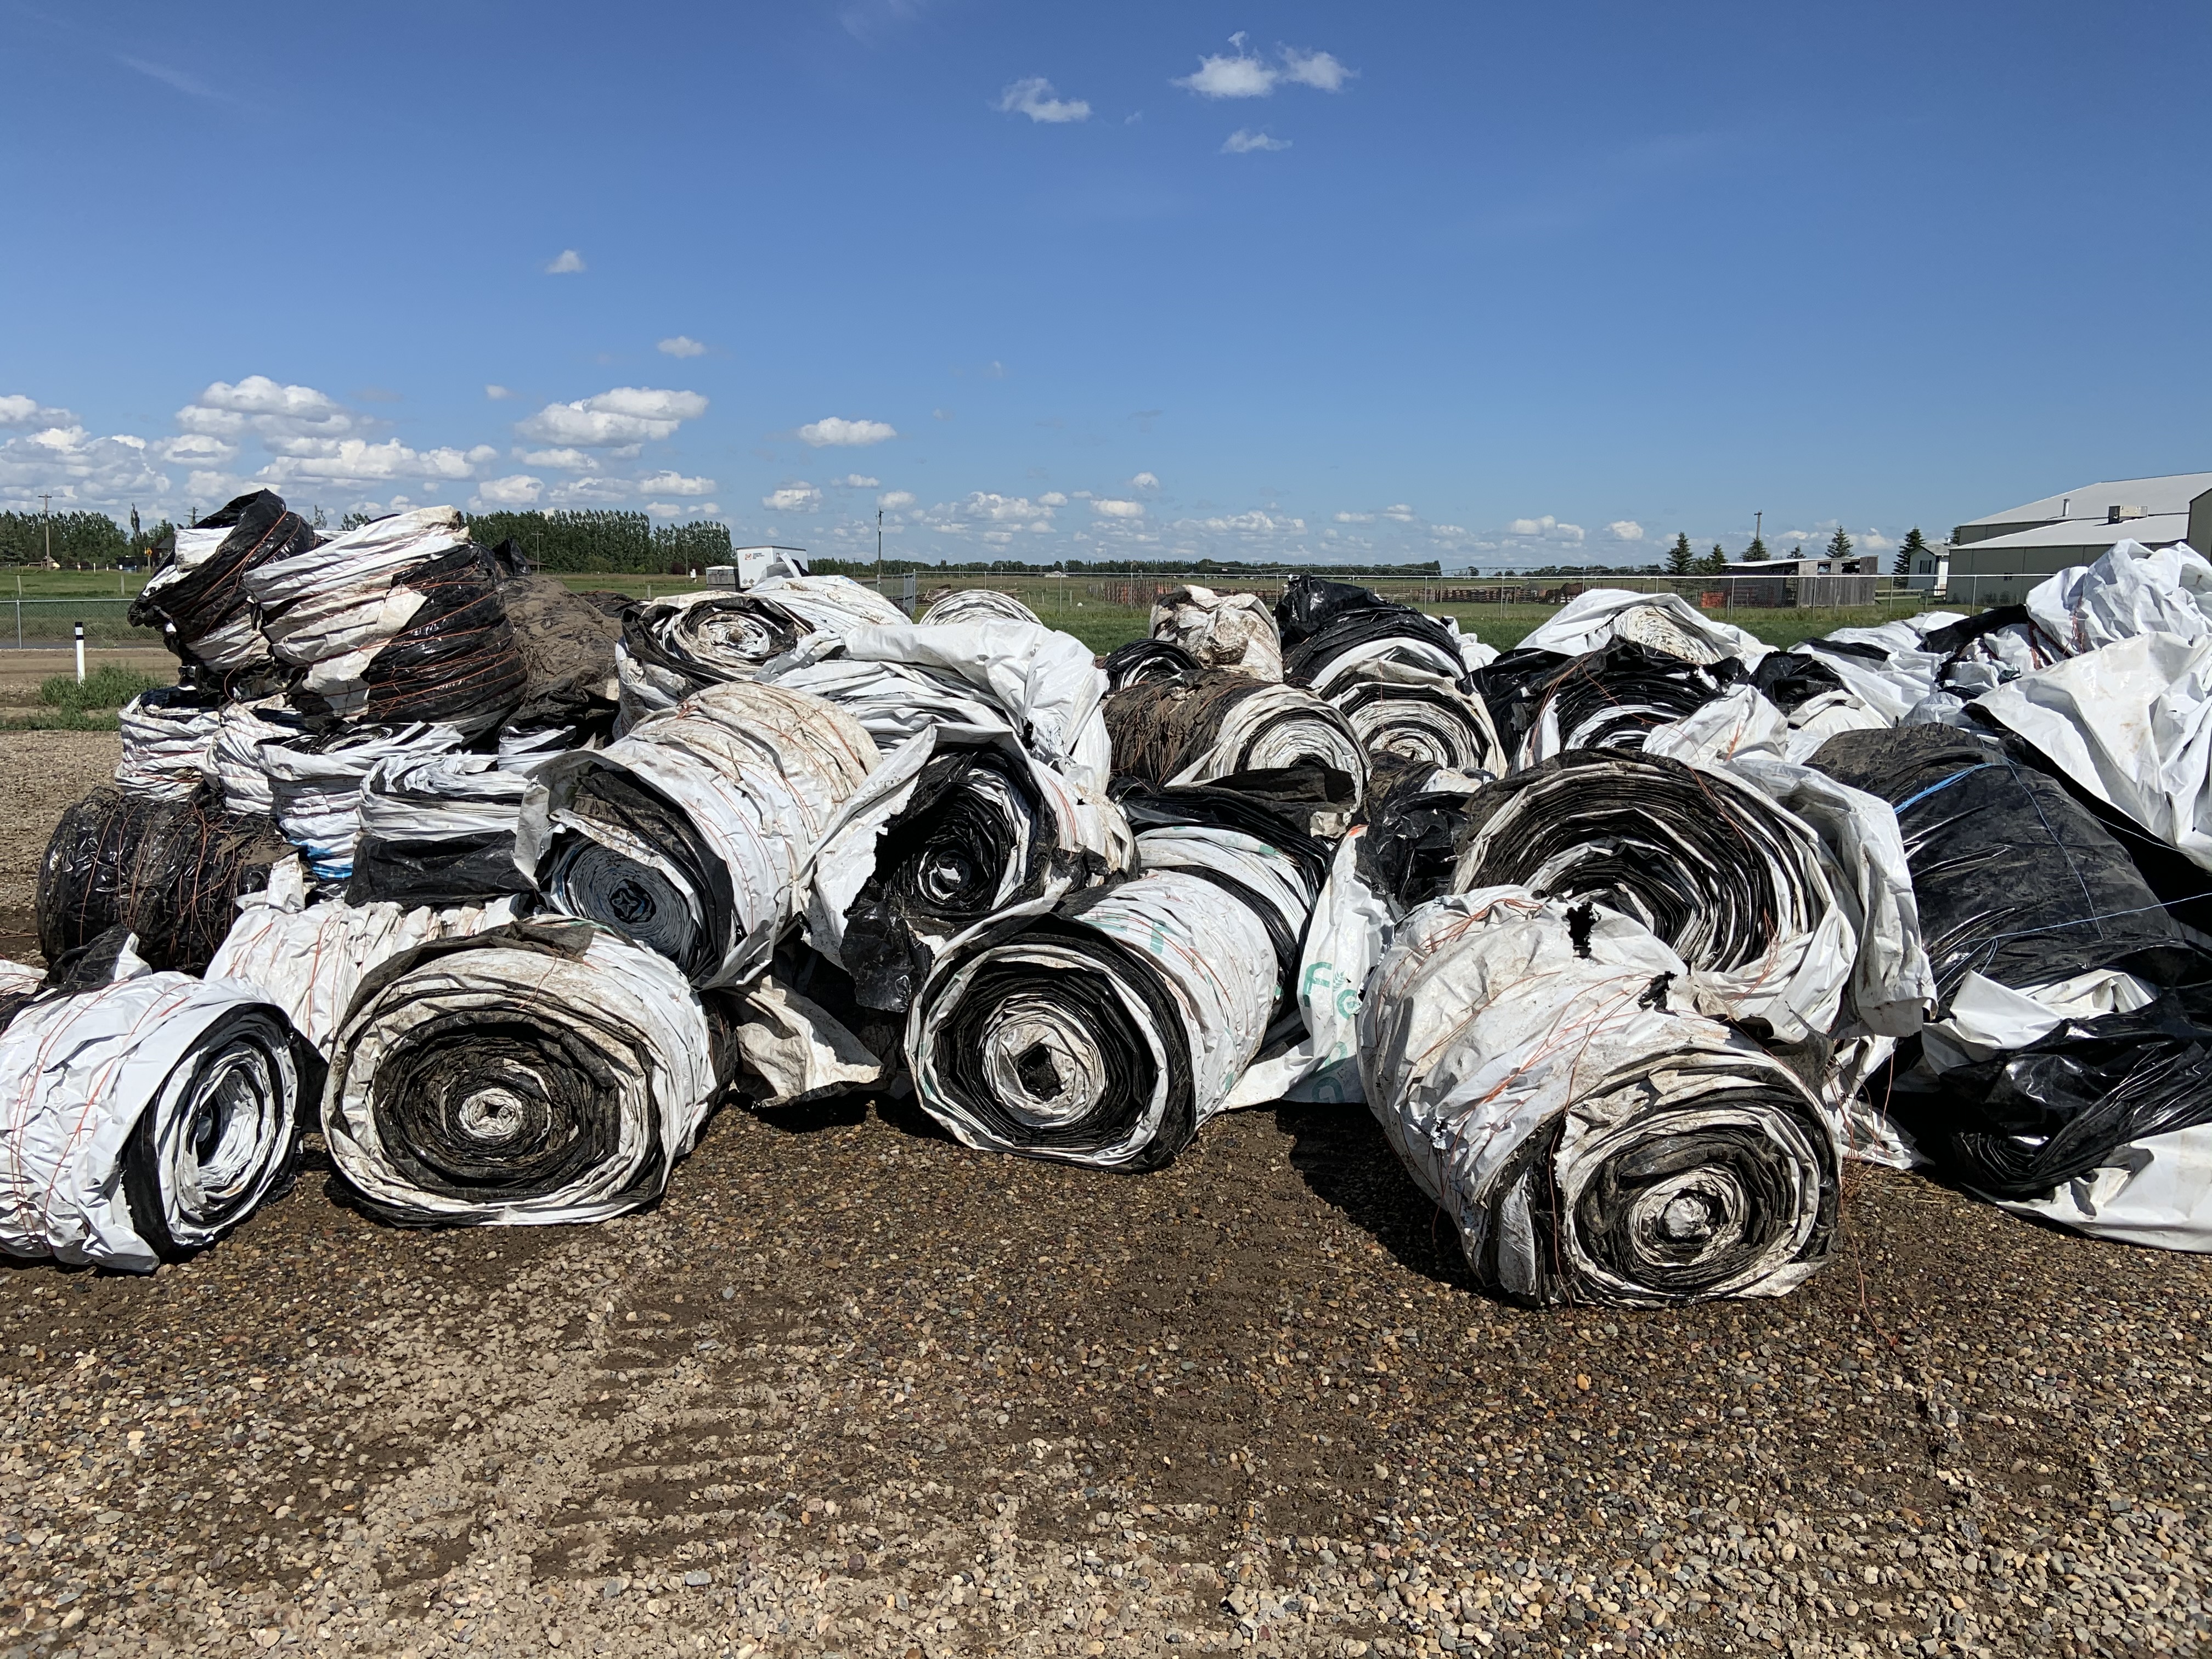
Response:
[1974, 630, 2212, 872]
[1517, 589, 1769, 667]
[2025, 540, 2212, 658]
[116, 693, 221, 800]
[244, 505, 465, 667]
[1149, 585, 1284, 681]
[1994, 1124, 2212, 1253]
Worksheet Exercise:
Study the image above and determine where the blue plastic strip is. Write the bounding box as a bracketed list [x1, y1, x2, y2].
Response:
[1892, 763, 2001, 816]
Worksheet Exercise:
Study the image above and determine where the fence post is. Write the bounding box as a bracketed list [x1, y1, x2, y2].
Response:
[75, 622, 85, 683]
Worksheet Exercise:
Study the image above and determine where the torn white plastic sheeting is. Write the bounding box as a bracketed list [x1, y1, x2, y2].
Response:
[1975, 630, 2212, 872]
[212, 698, 298, 816]
[1641, 685, 1789, 768]
[1994, 1124, 2212, 1253]
[259, 722, 467, 885]
[789, 621, 1113, 796]
[1916, 966, 2159, 1077]
[0, 959, 40, 1001]
[1362, 887, 1839, 1307]
[1444, 616, 1499, 673]
[322, 923, 723, 1227]
[909, 855, 1285, 1171]
[749, 572, 909, 634]
[1222, 827, 1393, 1109]
[244, 506, 464, 667]
[205, 859, 517, 1057]
[1516, 589, 1769, 667]
[918, 588, 1040, 627]
[804, 725, 1133, 989]
[116, 691, 222, 800]
[732, 978, 887, 1109]
[615, 577, 905, 726]
[518, 681, 877, 987]
[0, 971, 302, 1272]
[2026, 540, 2212, 657]
[1786, 616, 1966, 723]
[1779, 689, 1892, 761]
[1149, 585, 1284, 681]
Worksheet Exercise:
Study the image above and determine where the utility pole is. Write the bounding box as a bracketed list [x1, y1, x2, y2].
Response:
[876, 509, 884, 591]
[1754, 510, 1762, 545]
[40, 492, 51, 567]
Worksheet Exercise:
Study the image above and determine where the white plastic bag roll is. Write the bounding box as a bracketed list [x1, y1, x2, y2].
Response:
[1363, 888, 1839, 1307]
[115, 687, 223, 800]
[518, 681, 876, 986]
[1148, 585, 1283, 681]
[0, 972, 303, 1272]
[322, 921, 724, 1227]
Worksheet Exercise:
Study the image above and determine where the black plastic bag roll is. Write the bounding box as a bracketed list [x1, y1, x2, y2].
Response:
[37, 782, 290, 975]
[1363, 889, 1839, 1307]
[352, 545, 529, 735]
[1272, 577, 1502, 771]
[1449, 751, 1837, 994]
[1274, 575, 1467, 678]
[1482, 640, 1744, 764]
[806, 730, 1132, 1013]
[130, 490, 315, 674]
[323, 922, 733, 1227]
[1101, 638, 1203, 691]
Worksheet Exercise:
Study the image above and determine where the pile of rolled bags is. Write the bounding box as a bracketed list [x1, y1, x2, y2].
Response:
[9, 514, 2210, 1309]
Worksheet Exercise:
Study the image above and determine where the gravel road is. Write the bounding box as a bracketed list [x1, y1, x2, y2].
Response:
[2, 749, 2207, 1659]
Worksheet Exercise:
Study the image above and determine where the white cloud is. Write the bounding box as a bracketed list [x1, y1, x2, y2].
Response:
[1177, 49, 1278, 99]
[0, 396, 72, 428]
[121, 57, 218, 99]
[541, 476, 635, 506]
[636, 470, 714, 497]
[647, 500, 718, 518]
[995, 76, 1091, 123]
[154, 433, 238, 467]
[1128, 471, 1161, 491]
[877, 489, 916, 510]
[1384, 503, 1418, 523]
[1222, 129, 1290, 154]
[545, 250, 585, 274]
[830, 473, 880, 488]
[764, 483, 823, 512]
[177, 376, 356, 443]
[1431, 524, 1470, 539]
[1183, 510, 1305, 534]
[1607, 520, 1645, 541]
[0, 424, 171, 512]
[923, 492, 1057, 531]
[1280, 49, 1353, 91]
[516, 447, 599, 472]
[473, 475, 544, 507]
[517, 386, 707, 446]
[485, 385, 514, 400]
[798, 415, 897, 447]
[1859, 529, 1897, 550]
[1508, 514, 1585, 542]
[932, 408, 953, 421]
[1038, 491, 1068, 507]
[1092, 498, 1144, 518]
[1334, 510, 1374, 524]
[255, 437, 489, 486]
[657, 335, 706, 358]
[1177, 41, 1354, 99]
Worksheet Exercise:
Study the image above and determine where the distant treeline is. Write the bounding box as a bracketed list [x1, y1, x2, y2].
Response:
[0, 510, 138, 565]
[1494, 563, 1667, 578]
[454, 511, 731, 573]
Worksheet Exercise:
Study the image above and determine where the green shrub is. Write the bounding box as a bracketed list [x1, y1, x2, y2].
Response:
[38, 663, 163, 712]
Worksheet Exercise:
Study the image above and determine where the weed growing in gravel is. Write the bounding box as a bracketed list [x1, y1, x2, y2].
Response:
[38, 663, 162, 712]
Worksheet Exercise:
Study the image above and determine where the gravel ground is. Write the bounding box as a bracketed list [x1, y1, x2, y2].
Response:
[0, 731, 122, 958]
[3, 752, 2208, 1659]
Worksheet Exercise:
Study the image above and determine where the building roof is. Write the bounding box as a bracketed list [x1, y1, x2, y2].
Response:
[1957, 471, 2212, 531]
[1945, 514, 2191, 554]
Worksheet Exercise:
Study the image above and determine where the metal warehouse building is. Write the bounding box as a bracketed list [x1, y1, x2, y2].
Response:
[1940, 471, 2212, 603]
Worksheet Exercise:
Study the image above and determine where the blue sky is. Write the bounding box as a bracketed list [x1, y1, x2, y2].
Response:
[2, 0, 2207, 569]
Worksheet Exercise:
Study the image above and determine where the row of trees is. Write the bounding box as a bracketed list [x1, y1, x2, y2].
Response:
[455, 511, 731, 573]
[1654, 526, 1930, 578]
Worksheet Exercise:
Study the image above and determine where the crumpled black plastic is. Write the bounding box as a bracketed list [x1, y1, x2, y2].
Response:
[1274, 574, 1470, 684]
[129, 490, 315, 677]
[496, 571, 620, 743]
[356, 545, 529, 733]
[1101, 638, 1201, 691]
[1749, 650, 1846, 714]
[1353, 752, 1481, 912]
[37, 781, 289, 975]
[1479, 640, 1745, 758]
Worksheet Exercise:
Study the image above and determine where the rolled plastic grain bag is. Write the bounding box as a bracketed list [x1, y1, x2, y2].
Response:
[1148, 584, 1283, 680]
[115, 685, 224, 799]
[1104, 670, 1367, 810]
[918, 588, 1040, 627]
[259, 722, 467, 886]
[1363, 887, 1839, 1307]
[906, 830, 1304, 1171]
[321, 921, 727, 1227]
[0, 970, 305, 1271]
[347, 752, 535, 906]
[518, 681, 876, 986]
